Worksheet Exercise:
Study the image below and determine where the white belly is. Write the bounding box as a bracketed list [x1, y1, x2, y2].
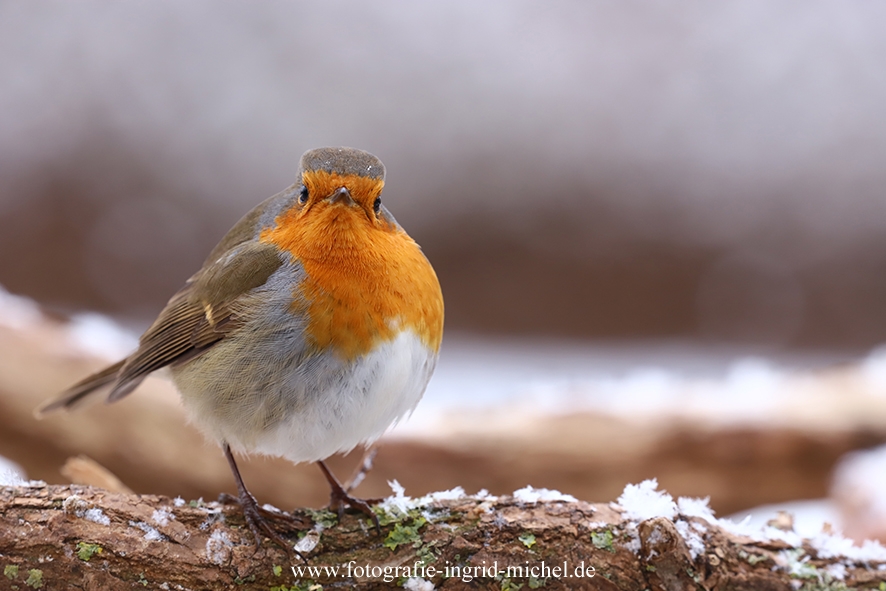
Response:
[171, 329, 436, 463]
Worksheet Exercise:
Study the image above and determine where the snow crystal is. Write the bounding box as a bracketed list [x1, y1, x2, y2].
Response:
[824, 563, 847, 580]
[616, 479, 677, 521]
[677, 496, 716, 522]
[759, 525, 803, 547]
[294, 529, 320, 554]
[63, 495, 110, 526]
[717, 517, 803, 547]
[810, 531, 886, 563]
[377, 482, 486, 518]
[130, 520, 166, 542]
[513, 485, 577, 503]
[622, 523, 642, 554]
[0, 456, 26, 486]
[206, 529, 233, 565]
[778, 549, 818, 579]
[173, 497, 185, 507]
[425, 486, 466, 501]
[403, 577, 435, 591]
[714, 514, 753, 536]
[152, 508, 174, 526]
[614, 480, 833, 560]
[675, 520, 705, 559]
[646, 524, 665, 548]
[84, 508, 110, 526]
[199, 513, 225, 531]
[377, 480, 417, 516]
[474, 489, 498, 501]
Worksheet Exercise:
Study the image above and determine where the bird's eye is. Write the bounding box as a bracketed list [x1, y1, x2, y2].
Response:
[373, 196, 381, 214]
[298, 186, 309, 205]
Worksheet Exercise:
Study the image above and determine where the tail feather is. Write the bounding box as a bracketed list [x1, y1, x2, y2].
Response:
[35, 360, 127, 417]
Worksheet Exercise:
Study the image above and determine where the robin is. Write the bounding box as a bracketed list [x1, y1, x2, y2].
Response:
[37, 147, 444, 550]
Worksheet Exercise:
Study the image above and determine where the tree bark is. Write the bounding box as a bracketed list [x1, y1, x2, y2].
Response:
[1, 483, 882, 591]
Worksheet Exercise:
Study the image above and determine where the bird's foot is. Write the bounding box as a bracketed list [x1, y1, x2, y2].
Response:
[218, 492, 296, 522]
[218, 490, 303, 560]
[328, 484, 384, 533]
[317, 459, 383, 533]
[219, 443, 303, 559]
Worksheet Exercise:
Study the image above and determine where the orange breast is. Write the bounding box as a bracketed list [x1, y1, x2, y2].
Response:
[259, 187, 443, 361]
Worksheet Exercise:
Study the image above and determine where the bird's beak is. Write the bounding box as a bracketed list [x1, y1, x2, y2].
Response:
[328, 186, 355, 206]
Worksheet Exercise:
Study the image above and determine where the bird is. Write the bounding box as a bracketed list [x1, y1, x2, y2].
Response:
[37, 147, 444, 550]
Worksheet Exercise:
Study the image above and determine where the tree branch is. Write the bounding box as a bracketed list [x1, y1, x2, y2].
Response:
[1, 483, 883, 591]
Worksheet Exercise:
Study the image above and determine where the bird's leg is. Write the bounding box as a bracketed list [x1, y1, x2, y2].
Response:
[222, 443, 297, 555]
[316, 460, 381, 532]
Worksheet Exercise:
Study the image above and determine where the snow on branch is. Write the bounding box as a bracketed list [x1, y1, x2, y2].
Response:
[1, 480, 885, 590]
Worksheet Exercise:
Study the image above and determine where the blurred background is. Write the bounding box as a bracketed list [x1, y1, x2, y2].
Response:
[4, 0, 886, 544]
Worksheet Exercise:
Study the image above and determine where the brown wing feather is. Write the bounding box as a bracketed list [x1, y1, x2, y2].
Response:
[107, 242, 284, 402]
[38, 241, 284, 413]
[35, 360, 127, 415]
[106, 293, 217, 401]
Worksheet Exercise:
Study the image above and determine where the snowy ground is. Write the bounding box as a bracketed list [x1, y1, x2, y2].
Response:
[389, 332, 881, 439]
[727, 499, 840, 539]
[407, 333, 854, 421]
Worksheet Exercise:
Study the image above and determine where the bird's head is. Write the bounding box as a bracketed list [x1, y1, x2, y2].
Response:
[294, 147, 395, 232]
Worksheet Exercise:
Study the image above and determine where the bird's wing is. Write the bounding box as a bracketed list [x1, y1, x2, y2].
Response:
[38, 241, 284, 413]
[108, 241, 285, 401]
